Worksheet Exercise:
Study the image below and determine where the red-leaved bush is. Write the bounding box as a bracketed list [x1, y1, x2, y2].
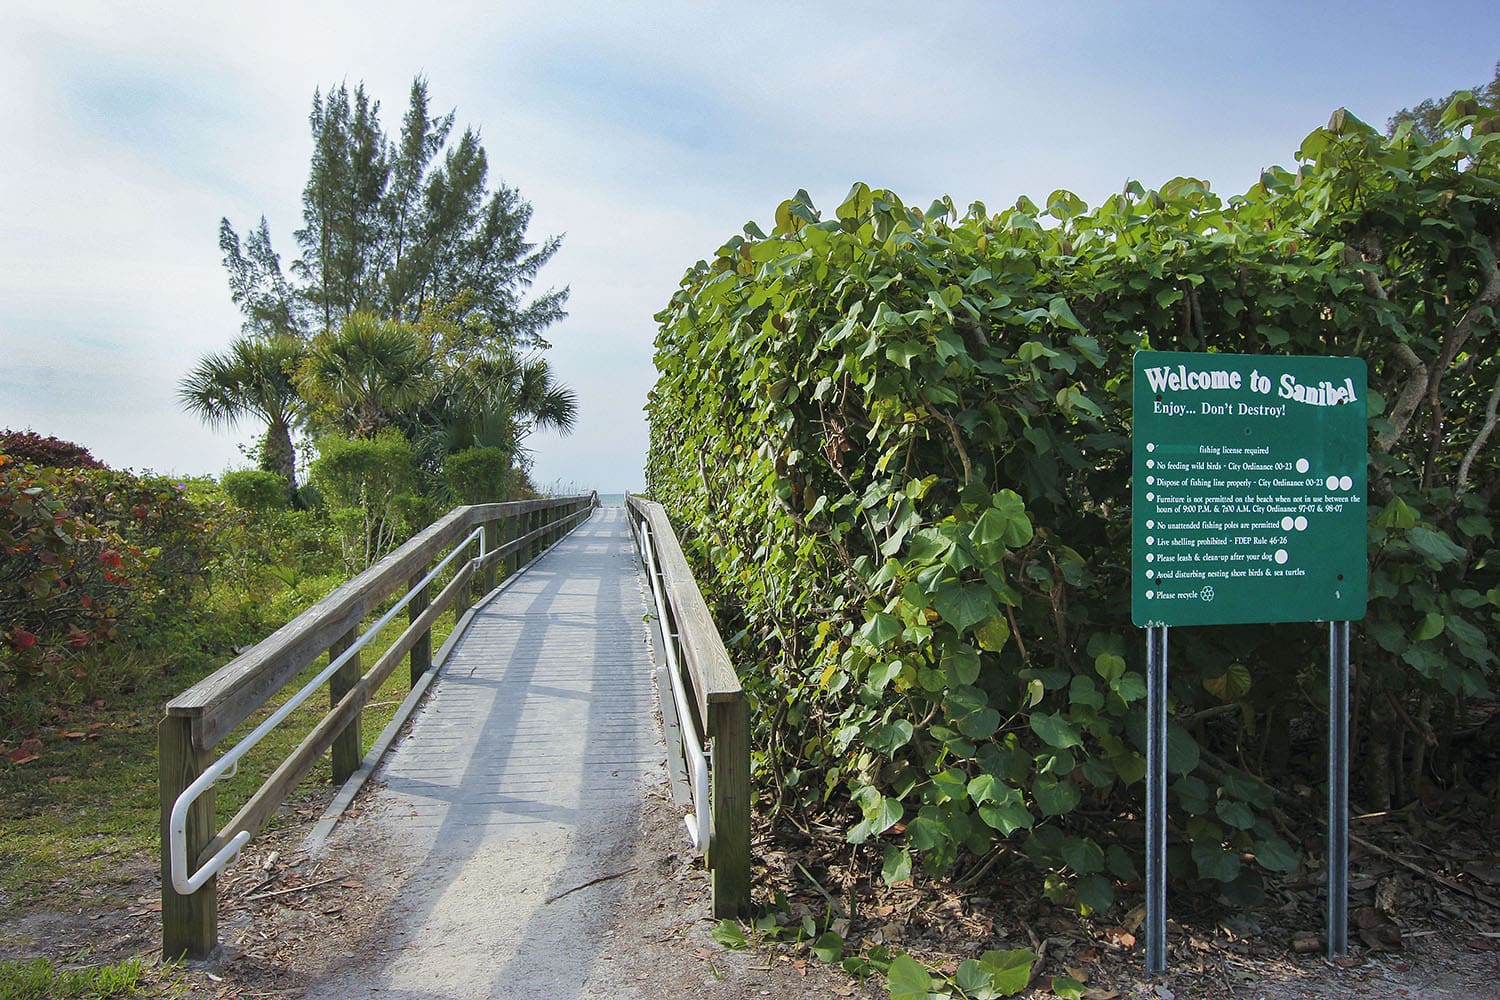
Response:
[0, 453, 224, 693]
[0, 430, 107, 469]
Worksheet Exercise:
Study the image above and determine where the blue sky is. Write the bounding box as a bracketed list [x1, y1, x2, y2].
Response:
[2, 1, 1496, 493]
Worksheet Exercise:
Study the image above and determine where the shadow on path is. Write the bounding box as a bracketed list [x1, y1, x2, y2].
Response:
[301, 508, 665, 1000]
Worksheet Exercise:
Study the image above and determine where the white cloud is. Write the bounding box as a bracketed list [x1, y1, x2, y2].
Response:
[2, 0, 1497, 486]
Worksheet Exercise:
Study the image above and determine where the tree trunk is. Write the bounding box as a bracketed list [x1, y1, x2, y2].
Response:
[262, 421, 298, 500]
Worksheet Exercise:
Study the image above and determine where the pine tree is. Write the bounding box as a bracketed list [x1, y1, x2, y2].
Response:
[217, 77, 566, 343]
[201, 77, 574, 488]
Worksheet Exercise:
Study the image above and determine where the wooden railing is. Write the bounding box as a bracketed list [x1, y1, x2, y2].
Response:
[159, 494, 596, 958]
[624, 494, 751, 918]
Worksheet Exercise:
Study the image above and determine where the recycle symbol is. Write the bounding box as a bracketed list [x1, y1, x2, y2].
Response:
[1201, 586, 1216, 602]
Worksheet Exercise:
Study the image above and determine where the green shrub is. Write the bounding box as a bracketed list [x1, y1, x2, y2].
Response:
[221, 468, 291, 512]
[443, 446, 511, 504]
[310, 431, 422, 569]
[648, 107, 1499, 909]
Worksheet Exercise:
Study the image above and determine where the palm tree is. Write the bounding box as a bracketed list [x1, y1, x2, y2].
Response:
[405, 348, 576, 502]
[299, 312, 434, 438]
[179, 336, 305, 491]
[421, 351, 575, 453]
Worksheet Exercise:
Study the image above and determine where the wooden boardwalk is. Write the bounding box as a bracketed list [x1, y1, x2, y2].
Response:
[303, 506, 668, 999]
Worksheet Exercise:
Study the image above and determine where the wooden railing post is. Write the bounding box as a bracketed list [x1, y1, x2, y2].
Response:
[160, 714, 216, 958]
[482, 517, 500, 594]
[498, 512, 515, 578]
[329, 628, 361, 784]
[408, 569, 432, 686]
[709, 693, 752, 918]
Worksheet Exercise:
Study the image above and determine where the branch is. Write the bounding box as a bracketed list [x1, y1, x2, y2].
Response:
[544, 867, 636, 904]
[1188, 283, 1204, 342]
[1350, 834, 1500, 912]
[923, 400, 972, 486]
[1435, 253, 1500, 375]
[1343, 244, 1393, 304]
[1428, 253, 1500, 488]
[1377, 342, 1429, 456]
[1343, 247, 1431, 456]
[1457, 365, 1500, 498]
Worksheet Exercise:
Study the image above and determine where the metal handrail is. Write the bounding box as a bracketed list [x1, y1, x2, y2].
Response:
[637, 521, 711, 851]
[167, 525, 486, 894]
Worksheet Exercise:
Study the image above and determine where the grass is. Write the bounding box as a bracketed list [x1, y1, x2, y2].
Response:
[0, 955, 156, 1000]
[0, 563, 475, 921]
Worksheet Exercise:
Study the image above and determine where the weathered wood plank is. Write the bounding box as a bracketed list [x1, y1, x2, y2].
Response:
[167, 507, 473, 749]
[407, 570, 431, 686]
[626, 494, 751, 914]
[160, 715, 216, 959]
[168, 497, 593, 751]
[329, 628, 361, 785]
[710, 694, 752, 918]
[626, 496, 741, 725]
[474, 506, 591, 576]
[202, 561, 475, 860]
[481, 520, 500, 593]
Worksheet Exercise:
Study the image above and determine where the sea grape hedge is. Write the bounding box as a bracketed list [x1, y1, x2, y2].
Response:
[646, 107, 1499, 908]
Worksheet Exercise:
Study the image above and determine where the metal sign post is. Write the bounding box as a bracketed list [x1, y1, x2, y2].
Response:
[1145, 625, 1169, 973]
[1132, 350, 1367, 973]
[1328, 620, 1351, 956]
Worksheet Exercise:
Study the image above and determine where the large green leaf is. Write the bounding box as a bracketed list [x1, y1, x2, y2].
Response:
[1215, 799, 1255, 830]
[1094, 652, 1126, 682]
[1033, 775, 1081, 816]
[1202, 663, 1252, 701]
[1411, 612, 1445, 642]
[1061, 835, 1105, 874]
[978, 796, 1034, 835]
[1030, 712, 1083, 749]
[712, 919, 747, 948]
[934, 583, 995, 631]
[956, 959, 1000, 1000]
[1051, 974, 1086, 1000]
[859, 612, 902, 648]
[967, 773, 1005, 806]
[975, 615, 1011, 652]
[882, 845, 913, 886]
[886, 954, 935, 1000]
[947, 685, 1001, 739]
[848, 788, 904, 843]
[1407, 526, 1465, 564]
[1166, 722, 1200, 775]
[870, 719, 914, 757]
[906, 811, 947, 851]
[1074, 874, 1115, 911]
[1253, 836, 1299, 873]
[977, 948, 1037, 996]
[1069, 675, 1104, 709]
[974, 490, 1034, 547]
[1192, 841, 1241, 882]
[930, 767, 968, 804]
[941, 642, 982, 684]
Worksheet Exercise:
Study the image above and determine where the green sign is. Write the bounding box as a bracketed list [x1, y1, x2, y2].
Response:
[1132, 351, 1368, 627]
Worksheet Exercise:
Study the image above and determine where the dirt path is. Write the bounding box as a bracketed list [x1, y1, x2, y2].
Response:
[281, 782, 877, 1000]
